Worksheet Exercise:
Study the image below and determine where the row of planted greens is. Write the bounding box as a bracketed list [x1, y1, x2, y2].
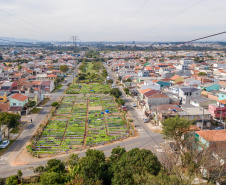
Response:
[66, 83, 110, 94]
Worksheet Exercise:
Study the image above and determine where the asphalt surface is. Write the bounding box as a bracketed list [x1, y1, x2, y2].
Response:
[0, 63, 163, 178]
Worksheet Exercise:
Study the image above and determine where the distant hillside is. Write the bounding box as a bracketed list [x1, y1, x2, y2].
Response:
[0, 37, 40, 43]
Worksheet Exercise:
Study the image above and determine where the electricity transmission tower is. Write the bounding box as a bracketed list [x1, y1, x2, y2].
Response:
[71, 36, 78, 52]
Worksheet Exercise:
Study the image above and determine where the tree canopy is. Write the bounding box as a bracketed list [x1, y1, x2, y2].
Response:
[0, 112, 21, 130]
[110, 88, 122, 98]
[60, 65, 69, 73]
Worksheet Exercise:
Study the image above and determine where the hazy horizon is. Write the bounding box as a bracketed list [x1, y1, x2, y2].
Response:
[1, 0, 226, 42]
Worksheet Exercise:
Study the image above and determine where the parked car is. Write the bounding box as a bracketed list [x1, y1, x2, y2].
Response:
[122, 105, 127, 111]
[143, 118, 148, 123]
[0, 140, 10, 149]
[112, 85, 115, 88]
[215, 127, 224, 130]
[132, 103, 137, 107]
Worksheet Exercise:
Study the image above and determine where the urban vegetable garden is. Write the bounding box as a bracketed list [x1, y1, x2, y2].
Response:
[30, 62, 133, 156]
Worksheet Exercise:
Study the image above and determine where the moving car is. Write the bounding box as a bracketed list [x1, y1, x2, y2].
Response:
[132, 103, 137, 107]
[0, 140, 10, 149]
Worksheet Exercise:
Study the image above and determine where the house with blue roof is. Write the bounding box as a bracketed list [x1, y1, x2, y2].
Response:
[198, 83, 220, 92]
[155, 81, 171, 89]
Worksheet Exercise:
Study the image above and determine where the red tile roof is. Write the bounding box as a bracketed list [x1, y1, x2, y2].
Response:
[47, 74, 57, 78]
[139, 88, 152, 94]
[196, 130, 226, 142]
[11, 93, 28, 102]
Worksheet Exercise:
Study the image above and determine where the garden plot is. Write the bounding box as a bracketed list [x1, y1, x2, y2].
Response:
[60, 96, 76, 108]
[35, 119, 68, 153]
[33, 91, 132, 155]
[80, 84, 91, 94]
[105, 115, 129, 138]
[91, 83, 110, 94]
[66, 84, 80, 94]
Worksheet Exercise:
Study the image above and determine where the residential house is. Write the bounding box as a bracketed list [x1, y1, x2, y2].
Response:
[198, 83, 220, 92]
[184, 78, 201, 86]
[169, 85, 184, 94]
[41, 81, 55, 93]
[155, 81, 171, 89]
[0, 81, 17, 94]
[138, 69, 150, 77]
[179, 107, 212, 128]
[170, 75, 184, 84]
[9, 93, 28, 107]
[195, 130, 226, 154]
[208, 104, 226, 120]
[141, 80, 160, 91]
[190, 97, 216, 108]
[139, 89, 170, 111]
[0, 92, 7, 103]
[179, 87, 201, 104]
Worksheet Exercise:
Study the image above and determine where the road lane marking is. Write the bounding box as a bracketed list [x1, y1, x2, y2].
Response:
[5, 144, 20, 163]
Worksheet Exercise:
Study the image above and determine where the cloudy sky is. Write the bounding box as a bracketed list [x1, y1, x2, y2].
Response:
[0, 0, 226, 42]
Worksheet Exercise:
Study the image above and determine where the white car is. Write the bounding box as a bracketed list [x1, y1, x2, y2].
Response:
[132, 103, 137, 107]
[0, 140, 10, 149]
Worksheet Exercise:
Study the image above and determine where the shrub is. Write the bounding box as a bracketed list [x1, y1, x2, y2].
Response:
[51, 102, 59, 107]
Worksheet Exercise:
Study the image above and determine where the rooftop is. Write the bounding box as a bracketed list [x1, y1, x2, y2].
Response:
[10, 93, 28, 102]
[196, 130, 226, 142]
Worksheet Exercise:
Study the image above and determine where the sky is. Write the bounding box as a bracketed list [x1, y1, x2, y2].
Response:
[0, 0, 226, 42]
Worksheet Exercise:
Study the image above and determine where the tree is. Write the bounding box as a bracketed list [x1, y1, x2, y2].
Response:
[78, 149, 107, 184]
[111, 148, 161, 184]
[110, 88, 122, 98]
[78, 73, 86, 80]
[118, 76, 122, 81]
[0, 54, 3, 61]
[0, 112, 21, 138]
[60, 65, 69, 73]
[18, 65, 22, 70]
[33, 165, 45, 175]
[132, 170, 193, 185]
[17, 169, 23, 182]
[48, 66, 54, 70]
[162, 116, 192, 153]
[116, 98, 125, 106]
[45, 158, 65, 173]
[66, 154, 80, 178]
[123, 87, 129, 94]
[26, 101, 36, 107]
[5, 175, 18, 185]
[198, 72, 207, 76]
[106, 79, 113, 84]
[67, 154, 79, 168]
[109, 146, 126, 164]
[125, 78, 132, 82]
[40, 172, 65, 185]
[102, 69, 108, 78]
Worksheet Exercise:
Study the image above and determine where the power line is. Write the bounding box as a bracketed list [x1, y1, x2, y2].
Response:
[135, 0, 204, 40]
[112, 0, 149, 41]
[183, 30, 226, 44]
[0, 8, 68, 40]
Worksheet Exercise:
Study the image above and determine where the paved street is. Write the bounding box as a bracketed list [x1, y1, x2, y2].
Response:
[0, 63, 163, 178]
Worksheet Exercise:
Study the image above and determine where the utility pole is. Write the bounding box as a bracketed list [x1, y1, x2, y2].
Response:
[71, 36, 78, 52]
